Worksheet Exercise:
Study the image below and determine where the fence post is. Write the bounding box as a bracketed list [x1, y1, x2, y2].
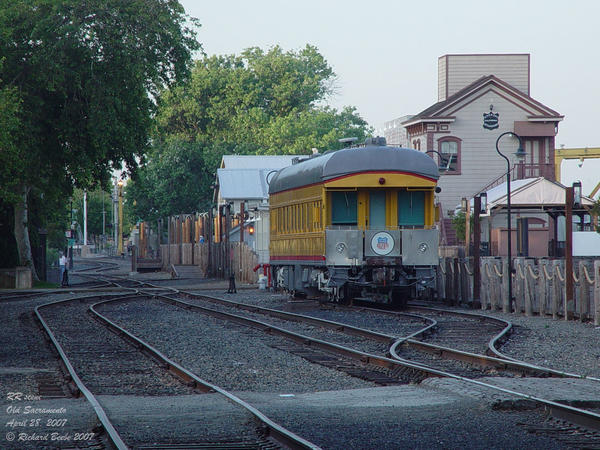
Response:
[594, 260, 600, 326]
[480, 260, 488, 310]
[490, 260, 499, 310]
[552, 261, 560, 319]
[523, 259, 532, 316]
[513, 258, 522, 313]
[539, 260, 548, 316]
[577, 261, 587, 322]
[453, 258, 460, 305]
[502, 258, 510, 313]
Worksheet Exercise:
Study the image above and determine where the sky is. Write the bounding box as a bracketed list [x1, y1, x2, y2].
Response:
[179, 0, 600, 195]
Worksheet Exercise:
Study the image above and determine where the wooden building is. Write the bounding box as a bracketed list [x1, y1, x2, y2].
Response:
[404, 54, 563, 219]
[213, 155, 299, 263]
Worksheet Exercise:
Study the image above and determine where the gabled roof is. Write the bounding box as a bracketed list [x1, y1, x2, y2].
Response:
[404, 75, 563, 126]
[217, 168, 273, 201]
[220, 155, 299, 169]
[484, 177, 593, 211]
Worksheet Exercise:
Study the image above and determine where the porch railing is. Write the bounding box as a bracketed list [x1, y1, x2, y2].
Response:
[474, 163, 555, 196]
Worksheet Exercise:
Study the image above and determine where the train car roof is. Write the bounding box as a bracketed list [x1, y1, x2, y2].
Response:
[268, 145, 440, 194]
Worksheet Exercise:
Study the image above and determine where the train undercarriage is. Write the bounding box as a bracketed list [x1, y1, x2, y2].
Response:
[273, 263, 436, 305]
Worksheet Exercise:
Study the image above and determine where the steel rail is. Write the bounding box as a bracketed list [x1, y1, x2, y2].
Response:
[89, 294, 320, 450]
[148, 289, 585, 379]
[148, 292, 449, 378]
[389, 339, 600, 431]
[177, 291, 398, 344]
[35, 293, 135, 450]
[403, 305, 600, 382]
[384, 311, 600, 432]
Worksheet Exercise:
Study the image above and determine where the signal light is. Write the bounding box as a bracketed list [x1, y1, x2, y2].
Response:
[248, 226, 255, 235]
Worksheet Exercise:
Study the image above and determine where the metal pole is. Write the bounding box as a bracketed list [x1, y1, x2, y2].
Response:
[118, 182, 123, 256]
[496, 132, 514, 312]
[473, 196, 482, 308]
[83, 191, 87, 246]
[565, 186, 574, 320]
[507, 167, 512, 312]
[102, 190, 106, 251]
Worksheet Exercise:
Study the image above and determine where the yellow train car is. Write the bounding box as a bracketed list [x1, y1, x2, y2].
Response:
[269, 138, 440, 304]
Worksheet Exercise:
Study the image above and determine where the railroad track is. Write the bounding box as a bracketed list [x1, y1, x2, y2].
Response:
[29, 267, 600, 447]
[135, 290, 600, 443]
[35, 291, 318, 449]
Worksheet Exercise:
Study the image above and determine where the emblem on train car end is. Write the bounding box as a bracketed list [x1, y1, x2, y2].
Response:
[418, 242, 429, 252]
[370, 232, 394, 256]
[335, 242, 347, 253]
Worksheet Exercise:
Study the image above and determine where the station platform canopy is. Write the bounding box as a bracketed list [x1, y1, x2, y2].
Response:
[481, 177, 594, 213]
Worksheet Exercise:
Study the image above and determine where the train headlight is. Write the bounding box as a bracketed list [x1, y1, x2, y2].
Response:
[418, 242, 429, 253]
[335, 242, 346, 253]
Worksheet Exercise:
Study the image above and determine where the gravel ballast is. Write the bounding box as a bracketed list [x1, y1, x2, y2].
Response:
[194, 289, 600, 378]
[98, 298, 376, 393]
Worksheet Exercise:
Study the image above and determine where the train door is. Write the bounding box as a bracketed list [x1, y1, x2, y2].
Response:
[369, 191, 386, 229]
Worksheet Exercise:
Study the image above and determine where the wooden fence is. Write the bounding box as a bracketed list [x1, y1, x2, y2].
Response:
[160, 242, 259, 284]
[438, 256, 600, 325]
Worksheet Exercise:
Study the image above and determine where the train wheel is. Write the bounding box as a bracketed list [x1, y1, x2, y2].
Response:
[338, 284, 351, 305]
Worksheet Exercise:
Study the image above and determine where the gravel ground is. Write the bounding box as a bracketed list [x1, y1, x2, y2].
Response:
[97, 298, 376, 392]
[179, 296, 389, 355]
[192, 289, 600, 379]
[238, 387, 572, 450]
[0, 293, 86, 395]
[40, 298, 192, 396]
[0, 293, 102, 449]
[471, 309, 600, 378]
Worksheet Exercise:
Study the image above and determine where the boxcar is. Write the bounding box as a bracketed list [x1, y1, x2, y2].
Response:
[268, 139, 440, 304]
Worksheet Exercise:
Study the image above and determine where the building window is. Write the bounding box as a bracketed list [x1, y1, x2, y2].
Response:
[438, 137, 461, 174]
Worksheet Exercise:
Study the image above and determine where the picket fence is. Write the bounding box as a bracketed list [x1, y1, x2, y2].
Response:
[437, 256, 600, 325]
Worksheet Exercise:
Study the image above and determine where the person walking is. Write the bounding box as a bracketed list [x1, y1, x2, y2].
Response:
[59, 251, 68, 287]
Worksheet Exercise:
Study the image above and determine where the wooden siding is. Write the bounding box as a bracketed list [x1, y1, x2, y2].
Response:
[434, 91, 538, 215]
[438, 55, 447, 101]
[441, 54, 529, 100]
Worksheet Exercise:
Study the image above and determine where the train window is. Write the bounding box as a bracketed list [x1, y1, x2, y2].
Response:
[294, 205, 298, 232]
[398, 191, 425, 227]
[331, 191, 357, 225]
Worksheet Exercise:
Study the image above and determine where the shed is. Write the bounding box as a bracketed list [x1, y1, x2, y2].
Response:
[478, 177, 594, 257]
[214, 155, 304, 263]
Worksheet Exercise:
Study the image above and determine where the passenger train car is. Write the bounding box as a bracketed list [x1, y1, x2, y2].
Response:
[268, 138, 440, 304]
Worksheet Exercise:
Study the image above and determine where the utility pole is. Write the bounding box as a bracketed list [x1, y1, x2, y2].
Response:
[83, 190, 88, 246]
[102, 190, 106, 251]
[117, 180, 124, 257]
[565, 186, 574, 320]
[473, 196, 482, 308]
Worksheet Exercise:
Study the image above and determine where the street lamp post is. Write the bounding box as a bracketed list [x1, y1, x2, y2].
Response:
[495, 132, 526, 312]
[425, 150, 451, 174]
[117, 179, 124, 257]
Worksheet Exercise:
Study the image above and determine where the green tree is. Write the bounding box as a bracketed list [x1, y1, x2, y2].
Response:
[134, 45, 371, 220]
[126, 139, 226, 222]
[0, 0, 199, 278]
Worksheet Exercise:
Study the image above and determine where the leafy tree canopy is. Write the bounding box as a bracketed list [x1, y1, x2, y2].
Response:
[0, 0, 199, 274]
[132, 45, 372, 221]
